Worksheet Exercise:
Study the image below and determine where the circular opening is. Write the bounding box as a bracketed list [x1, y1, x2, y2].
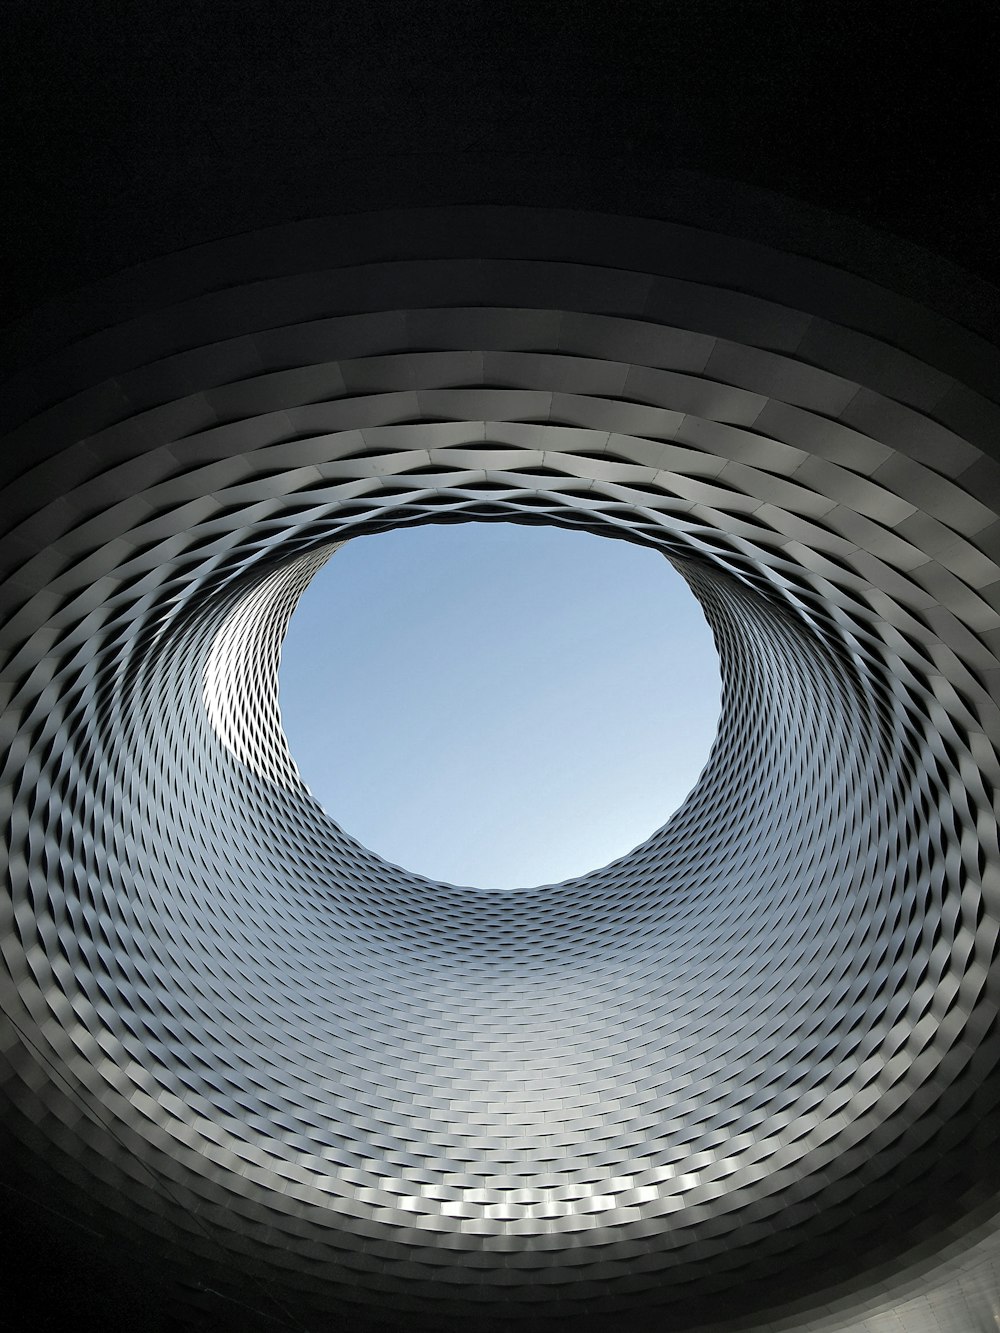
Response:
[278, 523, 721, 888]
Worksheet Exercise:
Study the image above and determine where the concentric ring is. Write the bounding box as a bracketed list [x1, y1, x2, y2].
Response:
[3, 204, 1000, 1330]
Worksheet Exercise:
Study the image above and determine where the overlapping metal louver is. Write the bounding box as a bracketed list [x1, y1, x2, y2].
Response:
[2, 206, 1000, 1331]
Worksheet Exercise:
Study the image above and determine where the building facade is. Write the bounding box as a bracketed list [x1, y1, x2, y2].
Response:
[3, 191, 1000, 1330]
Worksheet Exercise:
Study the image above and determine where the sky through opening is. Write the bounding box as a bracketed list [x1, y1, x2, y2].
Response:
[279, 523, 721, 888]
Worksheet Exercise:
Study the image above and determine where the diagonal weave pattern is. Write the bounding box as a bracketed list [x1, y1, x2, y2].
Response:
[2, 207, 1000, 1331]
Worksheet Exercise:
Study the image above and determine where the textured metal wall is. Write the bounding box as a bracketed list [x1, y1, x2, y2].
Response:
[2, 206, 1000, 1330]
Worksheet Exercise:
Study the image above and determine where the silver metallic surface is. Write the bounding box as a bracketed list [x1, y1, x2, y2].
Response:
[3, 205, 1000, 1330]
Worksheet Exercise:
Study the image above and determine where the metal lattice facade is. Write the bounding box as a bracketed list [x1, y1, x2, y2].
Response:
[3, 206, 1000, 1331]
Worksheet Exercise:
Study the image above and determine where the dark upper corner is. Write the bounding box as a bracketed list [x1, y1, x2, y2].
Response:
[2, 1, 999, 334]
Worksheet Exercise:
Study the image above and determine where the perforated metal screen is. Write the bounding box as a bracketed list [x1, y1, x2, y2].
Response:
[2, 207, 1000, 1331]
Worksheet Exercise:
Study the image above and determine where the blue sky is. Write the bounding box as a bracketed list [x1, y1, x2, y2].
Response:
[279, 522, 721, 889]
